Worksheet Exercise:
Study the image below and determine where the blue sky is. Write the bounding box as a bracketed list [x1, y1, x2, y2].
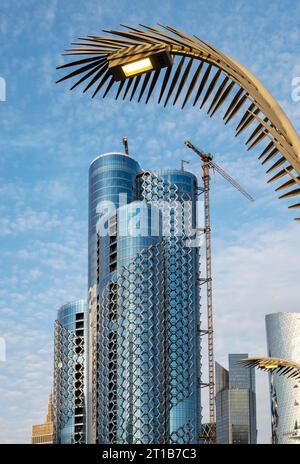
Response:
[0, 0, 299, 443]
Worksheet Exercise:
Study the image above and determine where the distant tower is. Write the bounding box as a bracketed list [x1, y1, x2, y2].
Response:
[53, 300, 88, 444]
[31, 393, 54, 444]
[266, 312, 300, 444]
[215, 354, 257, 444]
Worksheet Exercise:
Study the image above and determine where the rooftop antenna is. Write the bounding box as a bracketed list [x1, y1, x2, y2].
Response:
[123, 136, 129, 155]
[184, 139, 254, 443]
[181, 160, 190, 171]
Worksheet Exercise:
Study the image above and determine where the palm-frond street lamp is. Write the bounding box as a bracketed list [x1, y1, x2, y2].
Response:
[57, 23, 300, 219]
[240, 356, 300, 380]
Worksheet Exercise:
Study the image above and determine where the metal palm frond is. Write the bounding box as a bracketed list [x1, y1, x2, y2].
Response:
[56, 23, 300, 219]
[240, 357, 300, 380]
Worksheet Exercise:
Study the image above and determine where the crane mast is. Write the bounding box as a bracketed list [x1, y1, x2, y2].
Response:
[184, 139, 254, 444]
[202, 154, 215, 427]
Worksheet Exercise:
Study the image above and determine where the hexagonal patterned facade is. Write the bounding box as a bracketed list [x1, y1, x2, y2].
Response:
[53, 300, 88, 444]
[88, 153, 201, 444]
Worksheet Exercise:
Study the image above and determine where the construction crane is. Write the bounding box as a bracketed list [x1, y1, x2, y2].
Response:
[184, 139, 254, 443]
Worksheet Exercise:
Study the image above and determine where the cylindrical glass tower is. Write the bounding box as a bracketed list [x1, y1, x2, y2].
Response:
[266, 312, 300, 444]
[87, 153, 141, 443]
[97, 203, 167, 443]
[53, 299, 88, 444]
[88, 153, 141, 290]
[88, 153, 201, 444]
[140, 169, 200, 443]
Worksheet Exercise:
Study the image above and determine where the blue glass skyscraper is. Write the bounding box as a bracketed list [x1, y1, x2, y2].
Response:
[88, 153, 140, 290]
[88, 152, 201, 444]
[215, 354, 257, 444]
[87, 153, 141, 442]
[53, 299, 88, 444]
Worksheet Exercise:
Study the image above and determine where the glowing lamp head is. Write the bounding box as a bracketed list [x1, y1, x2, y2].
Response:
[108, 48, 173, 81]
[122, 58, 154, 77]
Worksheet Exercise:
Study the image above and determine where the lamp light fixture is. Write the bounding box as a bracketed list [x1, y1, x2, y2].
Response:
[122, 58, 154, 77]
[108, 48, 173, 81]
